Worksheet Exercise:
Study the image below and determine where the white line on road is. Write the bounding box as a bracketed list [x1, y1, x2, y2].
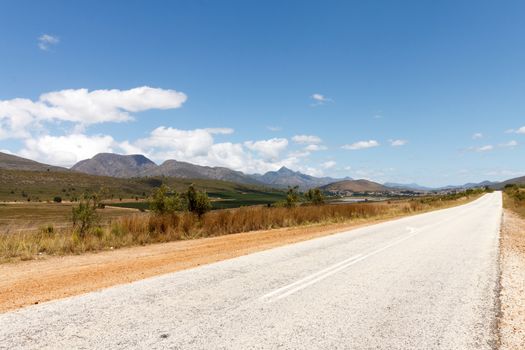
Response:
[260, 228, 422, 302]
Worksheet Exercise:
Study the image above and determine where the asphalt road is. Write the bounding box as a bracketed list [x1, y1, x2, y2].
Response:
[0, 192, 502, 349]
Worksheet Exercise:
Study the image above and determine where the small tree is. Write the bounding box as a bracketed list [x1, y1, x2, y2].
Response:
[285, 186, 300, 208]
[186, 184, 211, 217]
[149, 185, 183, 215]
[72, 193, 100, 237]
[305, 188, 325, 205]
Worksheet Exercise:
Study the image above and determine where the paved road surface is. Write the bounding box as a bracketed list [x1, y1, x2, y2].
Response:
[0, 192, 502, 349]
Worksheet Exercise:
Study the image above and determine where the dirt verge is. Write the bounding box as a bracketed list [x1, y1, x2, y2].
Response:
[499, 209, 525, 349]
[0, 217, 390, 313]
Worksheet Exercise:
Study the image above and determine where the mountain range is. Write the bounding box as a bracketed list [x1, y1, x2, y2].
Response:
[68, 153, 350, 190]
[1, 151, 523, 192]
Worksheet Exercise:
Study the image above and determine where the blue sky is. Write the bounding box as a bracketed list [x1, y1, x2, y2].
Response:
[0, 0, 524, 187]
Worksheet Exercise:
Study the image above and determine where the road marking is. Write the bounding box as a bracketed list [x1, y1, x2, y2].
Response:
[260, 228, 422, 303]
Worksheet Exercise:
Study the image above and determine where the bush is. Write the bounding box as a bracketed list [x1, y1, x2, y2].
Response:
[53, 196, 62, 203]
[149, 185, 184, 215]
[187, 184, 211, 218]
[72, 194, 101, 237]
[305, 188, 325, 205]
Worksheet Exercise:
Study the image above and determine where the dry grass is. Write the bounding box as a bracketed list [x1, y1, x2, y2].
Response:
[0, 195, 479, 262]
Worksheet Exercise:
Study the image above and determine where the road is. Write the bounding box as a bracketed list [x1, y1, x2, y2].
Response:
[0, 192, 502, 349]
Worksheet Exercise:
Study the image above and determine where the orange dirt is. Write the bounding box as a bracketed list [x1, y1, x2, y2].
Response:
[0, 217, 390, 313]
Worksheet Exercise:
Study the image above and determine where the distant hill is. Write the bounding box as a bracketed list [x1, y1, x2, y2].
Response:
[71, 153, 157, 178]
[252, 166, 348, 190]
[321, 179, 389, 193]
[492, 176, 525, 189]
[0, 151, 67, 172]
[144, 159, 263, 185]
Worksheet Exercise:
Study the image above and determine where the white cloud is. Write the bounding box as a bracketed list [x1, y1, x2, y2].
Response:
[0, 86, 187, 139]
[292, 134, 322, 144]
[310, 93, 332, 106]
[304, 144, 327, 151]
[515, 126, 525, 134]
[470, 145, 494, 152]
[38, 34, 59, 51]
[472, 133, 483, 139]
[19, 133, 119, 166]
[500, 140, 518, 148]
[244, 138, 288, 160]
[322, 160, 336, 169]
[389, 139, 407, 147]
[506, 126, 525, 134]
[267, 126, 282, 132]
[342, 140, 380, 150]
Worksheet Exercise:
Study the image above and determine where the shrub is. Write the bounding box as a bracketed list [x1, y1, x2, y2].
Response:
[149, 185, 184, 215]
[305, 188, 325, 205]
[186, 184, 211, 218]
[72, 194, 101, 237]
[53, 196, 62, 203]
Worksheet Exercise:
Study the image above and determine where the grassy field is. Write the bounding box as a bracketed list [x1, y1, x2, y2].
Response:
[0, 202, 143, 233]
[0, 190, 484, 262]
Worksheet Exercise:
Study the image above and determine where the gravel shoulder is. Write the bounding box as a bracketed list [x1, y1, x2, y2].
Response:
[499, 209, 525, 349]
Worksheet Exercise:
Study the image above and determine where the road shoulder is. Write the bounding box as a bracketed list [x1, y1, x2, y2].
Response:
[499, 209, 525, 349]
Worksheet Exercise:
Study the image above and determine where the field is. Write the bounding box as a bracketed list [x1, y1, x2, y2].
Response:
[0, 203, 142, 233]
[0, 190, 484, 262]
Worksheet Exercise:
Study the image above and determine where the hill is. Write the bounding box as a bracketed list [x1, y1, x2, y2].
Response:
[321, 179, 389, 193]
[0, 152, 66, 172]
[492, 175, 525, 189]
[71, 153, 157, 178]
[0, 168, 284, 208]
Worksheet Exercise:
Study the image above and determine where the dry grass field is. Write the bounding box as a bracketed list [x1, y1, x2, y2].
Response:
[0, 202, 141, 232]
[0, 192, 482, 262]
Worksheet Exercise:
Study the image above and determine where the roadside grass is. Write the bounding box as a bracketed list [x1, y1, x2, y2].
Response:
[502, 186, 525, 218]
[0, 192, 483, 262]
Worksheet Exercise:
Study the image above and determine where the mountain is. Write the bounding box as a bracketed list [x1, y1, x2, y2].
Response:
[251, 166, 349, 190]
[383, 182, 434, 191]
[144, 159, 263, 185]
[0, 151, 67, 172]
[321, 179, 389, 193]
[71, 153, 157, 178]
[492, 176, 525, 189]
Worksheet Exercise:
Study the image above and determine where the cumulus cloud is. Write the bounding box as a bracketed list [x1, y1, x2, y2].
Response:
[389, 139, 407, 147]
[292, 134, 322, 144]
[304, 144, 327, 151]
[0, 86, 187, 139]
[310, 93, 332, 106]
[500, 140, 518, 148]
[472, 132, 483, 139]
[342, 140, 380, 150]
[322, 160, 336, 169]
[506, 126, 525, 134]
[244, 138, 288, 160]
[468, 145, 494, 152]
[19, 133, 120, 166]
[38, 34, 59, 51]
